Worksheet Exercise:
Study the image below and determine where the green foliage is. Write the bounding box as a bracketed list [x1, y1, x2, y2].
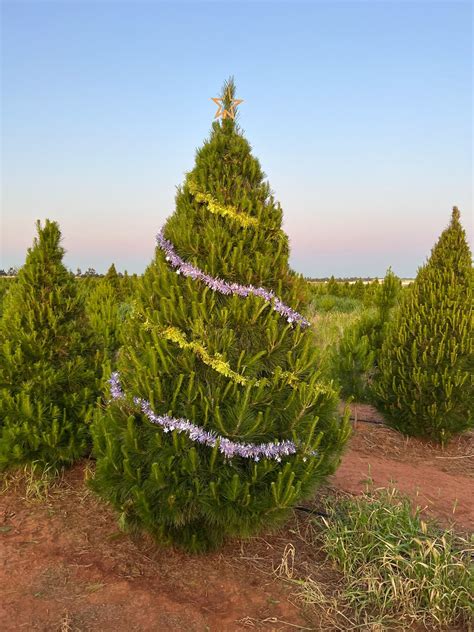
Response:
[375, 267, 401, 320]
[0, 220, 101, 471]
[0, 277, 15, 318]
[85, 279, 123, 365]
[326, 276, 340, 296]
[90, 79, 350, 552]
[307, 277, 385, 310]
[350, 279, 365, 300]
[104, 263, 124, 296]
[316, 488, 473, 628]
[310, 294, 363, 315]
[330, 311, 379, 401]
[374, 208, 473, 443]
[329, 268, 401, 401]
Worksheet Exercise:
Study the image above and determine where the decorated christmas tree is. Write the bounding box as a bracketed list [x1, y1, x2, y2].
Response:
[374, 208, 473, 444]
[91, 79, 350, 551]
[0, 220, 101, 470]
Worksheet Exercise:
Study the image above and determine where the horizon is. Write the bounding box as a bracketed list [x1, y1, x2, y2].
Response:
[1, 1, 472, 278]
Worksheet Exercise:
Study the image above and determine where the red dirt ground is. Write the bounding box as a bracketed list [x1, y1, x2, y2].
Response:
[1, 408, 472, 631]
[331, 404, 474, 531]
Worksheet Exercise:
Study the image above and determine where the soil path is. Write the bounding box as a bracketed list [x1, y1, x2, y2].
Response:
[330, 404, 474, 530]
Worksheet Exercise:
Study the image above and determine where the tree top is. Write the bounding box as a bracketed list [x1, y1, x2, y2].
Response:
[211, 77, 243, 121]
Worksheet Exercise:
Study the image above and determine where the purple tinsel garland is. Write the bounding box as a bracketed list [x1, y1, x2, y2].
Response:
[109, 372, 316, 462]
[156, 230, 310, 328]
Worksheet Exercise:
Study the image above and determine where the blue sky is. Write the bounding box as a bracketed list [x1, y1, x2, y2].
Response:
[1, 0, 472, 277]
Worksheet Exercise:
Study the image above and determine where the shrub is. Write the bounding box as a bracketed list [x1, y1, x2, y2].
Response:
[330, 268, 401, 401]
[330, 311, 379, 401]
[311, 294, 363, 314]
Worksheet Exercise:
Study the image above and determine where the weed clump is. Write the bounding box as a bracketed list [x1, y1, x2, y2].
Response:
[317, 488, 473, 628]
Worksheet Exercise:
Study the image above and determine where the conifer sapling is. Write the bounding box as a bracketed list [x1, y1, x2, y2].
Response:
[374, 208, 473, 443]
[0, 220, 100, 470]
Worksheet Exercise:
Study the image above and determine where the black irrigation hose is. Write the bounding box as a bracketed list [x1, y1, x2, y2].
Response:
[295, 506, 329, 518]
[349, 416, 385, 425]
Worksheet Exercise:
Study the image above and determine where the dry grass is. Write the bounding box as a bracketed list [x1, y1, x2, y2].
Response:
[1, 461, 63, 502]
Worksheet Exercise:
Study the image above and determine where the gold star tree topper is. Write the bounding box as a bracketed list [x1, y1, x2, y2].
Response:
[211, 78, 243, 120]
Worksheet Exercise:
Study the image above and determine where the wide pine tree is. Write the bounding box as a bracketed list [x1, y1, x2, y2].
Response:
[0, 220, 100, 470]
[91, 80, 350, 552]
[374, 207, 473, 444]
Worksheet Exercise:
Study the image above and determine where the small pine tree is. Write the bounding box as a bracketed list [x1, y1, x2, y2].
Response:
[85, 277, 124, 368]
[374, 208, 473, 443]
[105, 263, 118, 281]
[374, 268, 401, 321]
[326, 276, 340, 296]
[90, 79, 350, 552]
[0, 220, 101, 470]
[331, 268, 401, 401]
[351, 279, 365, 300]
[104, 263, 122, 295]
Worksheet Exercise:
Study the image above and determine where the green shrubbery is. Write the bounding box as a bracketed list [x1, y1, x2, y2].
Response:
[308, 276, 381, 307]
[328, 268, 401, 401]
[374, 208, 473, 443]
[84, 270, 125, 360]
[310, 294, 363, 314]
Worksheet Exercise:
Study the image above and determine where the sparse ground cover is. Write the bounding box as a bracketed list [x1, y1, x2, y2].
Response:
[1, 415, 472, 631]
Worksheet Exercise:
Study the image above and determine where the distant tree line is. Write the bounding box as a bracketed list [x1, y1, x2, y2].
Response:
[306, 275, 379, 282]
[0, 267, 19, 276]
[0, 266, 131, 278]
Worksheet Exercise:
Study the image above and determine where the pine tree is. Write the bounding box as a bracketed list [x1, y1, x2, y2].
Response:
[374, 268, 401, 322]
[330, 268, 401, 401]
[105, 262, 118, 281]
[326, 276, 340, 296]
[85, 275, 124, 368]
[90, 79, 350, 552]
[351, 279, 365, 300]
[374, 208, 473, 443]
[0, 220, 101, 470]
[104, 263, 122, 295]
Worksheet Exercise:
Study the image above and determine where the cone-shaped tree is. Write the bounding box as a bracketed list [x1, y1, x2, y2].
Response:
[84, 266, 130, 379]
[90, 79, 350, 552]
[374, 208, 473, 443]
[104, 263, 122, 296]
[0, 220, 101, 470]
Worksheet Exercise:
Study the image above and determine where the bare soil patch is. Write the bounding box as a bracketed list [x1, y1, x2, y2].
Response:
[331, 404, 474, 530]
[0, 465, 312, 631]
[1, 412, 472, 631]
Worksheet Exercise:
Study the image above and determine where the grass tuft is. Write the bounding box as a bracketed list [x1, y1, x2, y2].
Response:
[1, 461, 63, 502]
[311, 488, 473, 629]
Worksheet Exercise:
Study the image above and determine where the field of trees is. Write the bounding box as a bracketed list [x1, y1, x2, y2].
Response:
[1, 83, 472, 631]
[1, 219, 472, 630]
